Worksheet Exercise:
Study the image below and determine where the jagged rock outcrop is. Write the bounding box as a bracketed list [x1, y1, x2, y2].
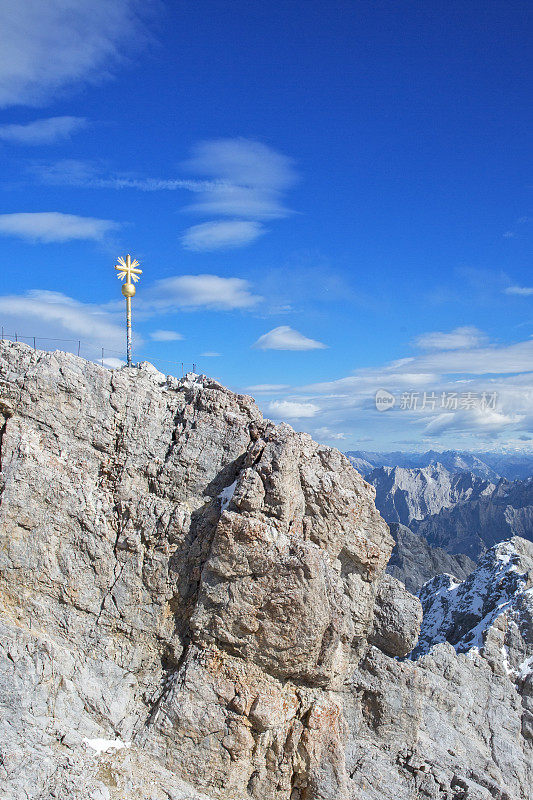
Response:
[387, 523, 476, 594]
[413, 537, 533, 658]
[368, 573, 422, 657]
[411, 537, 533, 739]
[367, 463, 495, 527]
[414, 478, 533, 559]
[0, 342, 391, 800]
[0, 341, 532, 800]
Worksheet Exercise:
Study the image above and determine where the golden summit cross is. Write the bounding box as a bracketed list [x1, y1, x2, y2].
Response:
[115, 254, 142, 284]
[115, 254, 142, 367]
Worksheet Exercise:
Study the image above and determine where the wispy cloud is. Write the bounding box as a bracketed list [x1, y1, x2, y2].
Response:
[0, 116, 87, 144]
[415, 326, 487, 351]
[32, 137, 298, 251]
[0, 290, 125, 351]
[181, 220, 265, 251]
[268, 400, 319, 419]
[179, 138, 296, 249]
[149, 329, 183, 342]
[424, 407, 522, 436]
[250, 326, 533, 450]
[253, 326, 327, 351]
[181, 138, 297, 219]
[201, 351, 221, 357]
[504, 285, 533, 297]
[0, 212, 119, 242]
[0, 0, 148, 107]
[246, 383, 290, 393]
[32, 159, 217, 192]
[501, 215, 530, 240]
[143, 275, 261, 311]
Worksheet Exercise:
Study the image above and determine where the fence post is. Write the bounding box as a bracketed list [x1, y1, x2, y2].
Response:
[15, 332, 17, 342]
[101, 347, 104, 367]
[33, 337, 36, 349]
[1, 327, 3, 340]
[77, 341, 81, 357]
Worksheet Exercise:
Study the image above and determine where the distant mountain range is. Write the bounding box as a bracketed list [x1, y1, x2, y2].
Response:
[367, 463, 495, 525]
[413, 476, 533, 559]
[346, 451, 533, 587]
[345, 449, 533, 481]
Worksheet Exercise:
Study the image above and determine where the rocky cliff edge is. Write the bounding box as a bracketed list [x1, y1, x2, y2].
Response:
[0, 342, 531, 800]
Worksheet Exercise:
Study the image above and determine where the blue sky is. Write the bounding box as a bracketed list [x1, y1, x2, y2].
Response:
[0, 0, 531, 452]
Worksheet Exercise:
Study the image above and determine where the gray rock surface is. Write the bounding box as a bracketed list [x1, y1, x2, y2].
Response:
[368, 573, 422, 657]
[0, 341, 532, 800]
[387, 523, 476, 594]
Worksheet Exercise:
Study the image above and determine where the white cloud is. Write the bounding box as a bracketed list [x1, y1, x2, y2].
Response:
[415, 326, 487, 350]
[32, 159, 216, 191]
[504, 285, 533, 296]
[0, 212, 119, 242]
[268, 400, 320, 419]
[144, 275, 261, 311]
[407, 340, 533, 375]
[181, 220, 265, 251]
[149, 329, 183, 342]
[102, 357, 126, 369]
[255, 327, 533, 450]
[0, 290, 126, 352]
[200, 351, 220, 357]
[0, 116, 87, 144]
[182, 138, 297, 218]
[30, 138, 298, 251]
[253, 326, 327, 351]
[246, 383, 290, 393]
[179, 138, 297, 250]
[313, 426, 346, 440]
[424, 407, 523, 436]
[0, 0, 147, 107]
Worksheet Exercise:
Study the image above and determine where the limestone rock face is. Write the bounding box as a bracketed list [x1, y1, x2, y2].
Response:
[0, 341, 532, 800]
[0, 342, 390, 800]
[368, 573, 422, 657]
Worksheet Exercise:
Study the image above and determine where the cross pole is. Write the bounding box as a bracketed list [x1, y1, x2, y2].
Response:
[115, 254, 142, 367]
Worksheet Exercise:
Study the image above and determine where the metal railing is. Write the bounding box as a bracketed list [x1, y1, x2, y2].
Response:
[0, 328, 199, 376]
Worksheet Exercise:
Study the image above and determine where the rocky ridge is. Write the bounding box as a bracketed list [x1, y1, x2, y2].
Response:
[345, 450, 503, 481]
[386, 523, 476, 594]
[367, 463, 495, 527]
[0, 341, 532, 800]
[414, 477, 533, 559]
[345, 449, 533, 482]
[412, 537, 533, 738]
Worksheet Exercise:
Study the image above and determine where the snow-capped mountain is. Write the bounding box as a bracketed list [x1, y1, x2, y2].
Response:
[412, 537, 533, 681]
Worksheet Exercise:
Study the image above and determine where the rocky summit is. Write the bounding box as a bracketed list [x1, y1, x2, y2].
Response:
[0, 341, 532, 800]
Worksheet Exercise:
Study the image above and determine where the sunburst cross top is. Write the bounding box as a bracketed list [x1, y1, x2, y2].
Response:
[115, 254, 142, 284]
